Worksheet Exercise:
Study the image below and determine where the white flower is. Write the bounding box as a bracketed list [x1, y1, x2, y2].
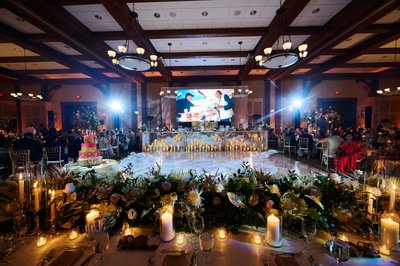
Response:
[215, 183, 224, 193]
[127, 208, 137, 220]
[330, 173, 341, 183]
[343, 179, 359, 190]
[292, 179, 303, 190]
[269, 184, 281, 196]
[187, 188, 203, 208]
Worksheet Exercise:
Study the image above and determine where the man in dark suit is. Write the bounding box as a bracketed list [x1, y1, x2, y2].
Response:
[176, 92, 195, 115]
[13, 127, 43, 163]
[67, 129, 82, 161]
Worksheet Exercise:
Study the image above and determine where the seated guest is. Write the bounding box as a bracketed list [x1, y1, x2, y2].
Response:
[334, 133, 365, 173]
[98, 131, 115, 157]
[319, 130, 343, 159]
[285, 128, 297, 146]
[13, 127, 43, 163]
[67, 129, 82, 161]
[298, 128, 315, 153]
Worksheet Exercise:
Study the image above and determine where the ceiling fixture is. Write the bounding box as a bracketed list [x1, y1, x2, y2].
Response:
[377, 38, 399, 96]
[233, 88, 253, 98]
[254, 1, 308, 69]
[107, 4, 157, 71]
[10, 48, 43, 101]
[159, 90, 181, 99]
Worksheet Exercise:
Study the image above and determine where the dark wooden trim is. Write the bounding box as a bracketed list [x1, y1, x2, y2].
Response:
[264, 80, 271, 124]
[131, 83, 138, 132]
[141, 83, 148, 127]
[274, 80, 281, 133]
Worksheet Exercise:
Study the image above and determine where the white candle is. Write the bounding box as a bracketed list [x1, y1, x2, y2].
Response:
[33, 181, 40, 212]
[161, 210, 174, 241]
[266, 214, 282, 247]
[368, 194, 373, 214]
[18, 173, 24, 203]
[253, 233, 262, 245]
[36, 236, 47, 247]
[175, 233, 185, 245]
[380, 217, 399, 249]
[218, 228, 227, 240]
[50, 190, 55, 221]
[389, 185, 396, 211]
[69, 229, 78, 240]
[86, 210, 100, 239]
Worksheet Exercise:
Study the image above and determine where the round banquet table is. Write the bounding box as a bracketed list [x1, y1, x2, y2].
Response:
[69, 159, 119, 178]
[5, 228, 400, 266]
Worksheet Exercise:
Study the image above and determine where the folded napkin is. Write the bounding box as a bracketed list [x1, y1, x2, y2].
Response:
[275, 254, 300, 266]
[48, 250, 84, 266]
[162, 253, 188, 266]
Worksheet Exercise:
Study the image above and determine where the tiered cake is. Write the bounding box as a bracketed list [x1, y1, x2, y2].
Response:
[78, 135, 102, 166]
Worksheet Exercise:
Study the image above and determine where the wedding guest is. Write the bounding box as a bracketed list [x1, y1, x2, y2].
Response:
[319, 130, 343, 160]
[67, 129, 82, 161]
[298, 128, 315, 153]
[334, 133, 365, 173]
[13, 127, 43, 163]
[98, 131, 115, 157]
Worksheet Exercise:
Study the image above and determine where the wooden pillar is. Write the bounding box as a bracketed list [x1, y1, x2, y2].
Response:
[131, 83, 138, 133]
[141, 83, 147, 126]
[274, 80, 282, 133]
[264, 80, 271, 124]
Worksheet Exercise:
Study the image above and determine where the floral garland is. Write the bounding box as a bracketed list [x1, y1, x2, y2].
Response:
[0, 165, 377, 235]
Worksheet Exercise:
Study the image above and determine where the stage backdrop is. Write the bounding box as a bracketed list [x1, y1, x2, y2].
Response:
[160, 86, 249, 128]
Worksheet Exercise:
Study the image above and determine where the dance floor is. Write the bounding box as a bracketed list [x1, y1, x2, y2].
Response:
[119, 150, 325, 176]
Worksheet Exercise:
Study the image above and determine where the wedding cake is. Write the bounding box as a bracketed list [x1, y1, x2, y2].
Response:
[78, 135, 102, 166]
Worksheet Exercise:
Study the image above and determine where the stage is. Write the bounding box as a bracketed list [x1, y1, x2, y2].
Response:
[119, 150, 325, 177]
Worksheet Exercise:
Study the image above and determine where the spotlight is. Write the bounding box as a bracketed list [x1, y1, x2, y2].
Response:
[111, 101, 122, 112]
[292, 99, 302, 108]
[134, 111, 139, 115]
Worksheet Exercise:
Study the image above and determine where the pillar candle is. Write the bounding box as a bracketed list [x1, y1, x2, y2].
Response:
[266, 214, 282, 247]
[33, 181, 40, 211]
[86, 210, 100, 239]
[18, 173, 24, 203]
[389, 185, 396, 211]
[161, 209, 174, 241]
[380, 217, 399, 249]
[368, 193, 374, 214]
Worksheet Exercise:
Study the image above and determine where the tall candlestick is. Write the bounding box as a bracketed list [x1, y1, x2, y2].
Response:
[18, 173, 24, 203]
[389, 185, 396, 211]
[33, 181, 40, 211]
[368, 193, 373, 214]
[161, 209, 174, 241]
[266, 214, 282, 247]
[50, 190, 55, 221]
[380, 217, 399, 249]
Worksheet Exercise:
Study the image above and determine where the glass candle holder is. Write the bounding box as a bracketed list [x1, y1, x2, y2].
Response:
[36, 236, 47, 247]
[69, 229, 78, 240]
[217, 227, 227, 240]
[175, 232, 185, 245]
[253, 232, 263, 245]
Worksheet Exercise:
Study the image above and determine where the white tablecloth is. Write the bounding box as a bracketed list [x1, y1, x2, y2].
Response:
[6, 229, 400, 266]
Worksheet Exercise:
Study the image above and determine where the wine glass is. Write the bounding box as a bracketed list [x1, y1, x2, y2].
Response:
[188, 215, 204, 244]
[328, 237, 350, 265]
[301, 219, 317, 250]
[13, 213, 30, 246]
[199, 230, 214, 263]
[282, 210, 292, 239]
[93, 232, 110, 261]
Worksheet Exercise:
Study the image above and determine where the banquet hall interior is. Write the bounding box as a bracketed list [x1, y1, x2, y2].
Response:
[0, 0, 400, 265]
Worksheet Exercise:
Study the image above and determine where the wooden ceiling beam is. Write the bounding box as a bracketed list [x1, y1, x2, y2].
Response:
[305, 23, 400, 80]
[266, 0, 400, 81]
[100, 0, 172, 82]
[238, 0, 310, 81]
[3, 0, 144, 83]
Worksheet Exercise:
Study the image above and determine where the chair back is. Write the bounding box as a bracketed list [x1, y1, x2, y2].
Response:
[11, 149, 30, 174]
[298, 137, 309, 149]
[45, 146, 62, 162]
[284, 137, 294, 147]
[321, 142, 330, 157]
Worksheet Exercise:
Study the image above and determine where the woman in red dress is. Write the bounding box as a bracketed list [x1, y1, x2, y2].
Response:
[334, 133, 365, 173]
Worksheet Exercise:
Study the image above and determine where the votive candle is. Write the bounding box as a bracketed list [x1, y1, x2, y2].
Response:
[253, 232, 262, 245]
[36, 236, 47, 247]
[218, 227, 227, 240]
[69, 229, 78, 240]
[175, 233, 185, 245]
[379, 244, 391, 256]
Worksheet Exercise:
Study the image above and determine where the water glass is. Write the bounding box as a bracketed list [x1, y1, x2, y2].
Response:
[93, 232, 109, 261]
[301, 219, 317, 249]
[199, 230, 214, 263]
[328, 237, 350, 265]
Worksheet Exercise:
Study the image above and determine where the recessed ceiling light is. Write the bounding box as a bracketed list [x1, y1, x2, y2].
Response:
[94, 14, 102, 20]
[231, 59, 235, 61]
[202, 42, 207, 45]
[93, 62, 98, 64]
[32, 63, 37, 66]
[222, 59, 226, 61]
[180, 71, 183, 74]
[312, 8, 320, 14]
[382, 55, 388, 58]
[345, 38, 352, 42]
[202, 11, 208, 16]
[174, 60, 179, 62]
[64, 45, 71, 49]
[227, 70, 230, 73]
[203, 59, 207, 62]
[154, 13, 160, 18]
[234, 10, 241, 16]
[250, 10, 257, 16]
[16, 17, 25, 22]
[169, 12, 176, 18]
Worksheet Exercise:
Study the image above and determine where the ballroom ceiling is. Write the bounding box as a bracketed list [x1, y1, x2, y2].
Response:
[0, 0, 399, 85]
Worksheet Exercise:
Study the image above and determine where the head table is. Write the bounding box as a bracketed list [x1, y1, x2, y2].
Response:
[5, 228, 399, 266]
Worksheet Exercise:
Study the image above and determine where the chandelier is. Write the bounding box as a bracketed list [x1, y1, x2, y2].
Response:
[254, 1, 308, 69]
[160, 90, 181, 99]
[377, 38, 399, 96]
[106, 4, 157, 71]
[233, 88, 253, 98]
